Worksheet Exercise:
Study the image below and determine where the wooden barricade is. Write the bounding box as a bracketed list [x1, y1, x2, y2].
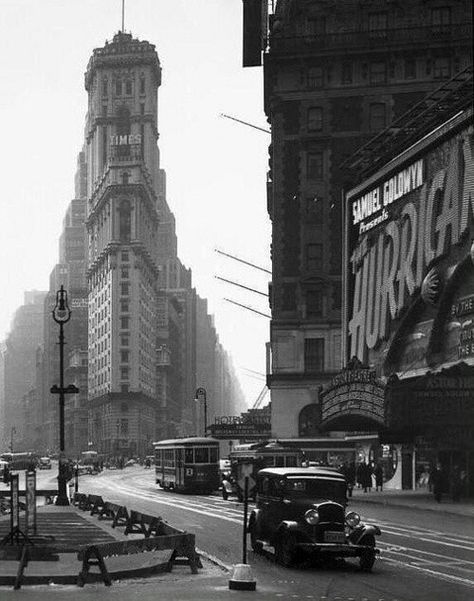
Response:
[72, 492, 89, 511]
[97, 502, 129, 528]
[124, 510, 165, 538]
[88, 495, 106, 517]
[76, 532, 201, 586]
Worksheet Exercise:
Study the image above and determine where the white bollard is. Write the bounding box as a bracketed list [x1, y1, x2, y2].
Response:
[228, 563, 256, 591]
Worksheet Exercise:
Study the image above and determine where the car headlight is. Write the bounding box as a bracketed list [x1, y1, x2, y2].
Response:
[345, 511, 360, 528]
[305, 508, 319, 525]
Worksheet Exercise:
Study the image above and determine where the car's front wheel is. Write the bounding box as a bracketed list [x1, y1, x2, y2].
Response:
[249, 523, 263, 554]
[359, 534, 376, 572]
[275, 533, 298, 567]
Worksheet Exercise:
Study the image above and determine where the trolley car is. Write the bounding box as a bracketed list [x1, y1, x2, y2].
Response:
[153, 437, 220, 494]
[229, 441, 304, 500]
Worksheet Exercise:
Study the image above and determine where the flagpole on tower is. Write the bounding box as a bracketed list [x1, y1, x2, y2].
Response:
[122, 0, 125, 32]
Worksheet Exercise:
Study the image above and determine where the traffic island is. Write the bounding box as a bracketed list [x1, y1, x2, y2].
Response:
[0, 499, 202, 588]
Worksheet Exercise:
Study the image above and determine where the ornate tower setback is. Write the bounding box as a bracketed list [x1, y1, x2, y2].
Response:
[84, 32, 162, 456]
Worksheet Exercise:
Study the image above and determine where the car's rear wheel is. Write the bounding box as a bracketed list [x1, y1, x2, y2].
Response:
[275, 533, 297, 567]
[359, 534, 376, 572]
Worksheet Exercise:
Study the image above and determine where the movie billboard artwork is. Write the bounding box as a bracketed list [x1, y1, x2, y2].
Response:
[345, 115, 474, 371]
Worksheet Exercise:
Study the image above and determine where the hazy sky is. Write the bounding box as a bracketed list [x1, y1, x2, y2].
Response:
[0, 0, 271, 407]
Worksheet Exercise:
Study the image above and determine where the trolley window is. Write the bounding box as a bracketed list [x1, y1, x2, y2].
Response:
[194, 447, 209, 464]
[185, 448, 194, 463]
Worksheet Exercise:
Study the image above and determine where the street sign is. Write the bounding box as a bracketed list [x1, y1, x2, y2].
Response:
[25, 470, 37, 536]
[238, 475, 256, 492]
[11, 474, 19, 532]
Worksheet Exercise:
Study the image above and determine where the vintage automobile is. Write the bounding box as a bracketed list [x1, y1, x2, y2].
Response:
[247, 467, 381, 570]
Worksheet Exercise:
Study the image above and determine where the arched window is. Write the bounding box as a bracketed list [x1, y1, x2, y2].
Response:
[119, 200, 132, 241]
[298, 404, 320, 437]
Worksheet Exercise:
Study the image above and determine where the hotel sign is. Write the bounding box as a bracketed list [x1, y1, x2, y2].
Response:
[209, 415, 271, 439]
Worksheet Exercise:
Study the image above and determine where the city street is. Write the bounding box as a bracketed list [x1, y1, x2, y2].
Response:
[36, 464, 473, 601]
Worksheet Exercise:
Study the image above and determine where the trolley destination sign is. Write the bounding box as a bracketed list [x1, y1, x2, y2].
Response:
[209, 415, 271, 439]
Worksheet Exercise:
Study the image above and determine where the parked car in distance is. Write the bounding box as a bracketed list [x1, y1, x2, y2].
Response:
[248, 467, 381, 570]
[38, 456, 52, 470]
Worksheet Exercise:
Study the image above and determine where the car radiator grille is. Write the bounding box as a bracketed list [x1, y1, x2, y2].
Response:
[311, 502, 345, 541]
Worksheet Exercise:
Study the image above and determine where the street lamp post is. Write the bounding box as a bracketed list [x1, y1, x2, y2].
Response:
[51, 286, 79, 506]
[195, 388, 207, 437]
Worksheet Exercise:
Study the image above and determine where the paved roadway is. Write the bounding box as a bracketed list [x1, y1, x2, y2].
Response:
[57, 465, 474, 601]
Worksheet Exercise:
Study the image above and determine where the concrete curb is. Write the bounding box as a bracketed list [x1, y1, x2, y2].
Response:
[350, 495, 474, 517]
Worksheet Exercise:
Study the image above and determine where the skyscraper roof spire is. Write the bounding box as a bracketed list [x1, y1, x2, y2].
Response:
[121, 0, 125, 32]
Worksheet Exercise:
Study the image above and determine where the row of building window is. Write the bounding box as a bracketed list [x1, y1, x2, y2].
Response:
[299, 7, 454, 37]
[102, 76, 146, 97]
[304, 102, 387, 140]
[304, 56, 458, 89]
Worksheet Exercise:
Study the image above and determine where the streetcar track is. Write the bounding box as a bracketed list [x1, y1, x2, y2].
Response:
[86, 472, 474, 589]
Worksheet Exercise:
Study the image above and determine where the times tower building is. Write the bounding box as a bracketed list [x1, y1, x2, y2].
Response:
[84, 32, 162, 457]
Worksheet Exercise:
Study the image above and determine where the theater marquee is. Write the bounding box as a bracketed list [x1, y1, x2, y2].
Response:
[320, 363, 385, 431]
[345, 113, 474, 368]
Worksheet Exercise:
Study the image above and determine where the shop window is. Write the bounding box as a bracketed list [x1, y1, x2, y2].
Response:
[370, 62, 386, 84]
[306, 243, 323, 271]
[369, 103, 386, 132]
[307, 152, 323, 180]
[304, 338, 325, 373]
[307, 107, 323, 131]
[299, 404, 321, 437]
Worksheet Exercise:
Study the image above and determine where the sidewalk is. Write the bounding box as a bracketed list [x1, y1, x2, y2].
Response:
[349, 486, 474, 517]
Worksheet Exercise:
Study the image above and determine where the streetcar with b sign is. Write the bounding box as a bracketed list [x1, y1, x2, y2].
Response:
[153, 437, 220, 494]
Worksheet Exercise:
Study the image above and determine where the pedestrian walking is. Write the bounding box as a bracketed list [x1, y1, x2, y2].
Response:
[362, 462, 372, 493]
[356, 462, 364, 489]
[374, 463, 384, 492]
[221, 475, 233, 501]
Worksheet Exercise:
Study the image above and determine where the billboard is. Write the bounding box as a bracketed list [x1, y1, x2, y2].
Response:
[344, 110, 474, 371]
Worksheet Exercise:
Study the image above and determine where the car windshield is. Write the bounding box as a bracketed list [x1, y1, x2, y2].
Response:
[283, 477, 346, 501]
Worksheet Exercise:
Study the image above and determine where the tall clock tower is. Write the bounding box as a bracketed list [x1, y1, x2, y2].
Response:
[84, 32, 162, 457]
